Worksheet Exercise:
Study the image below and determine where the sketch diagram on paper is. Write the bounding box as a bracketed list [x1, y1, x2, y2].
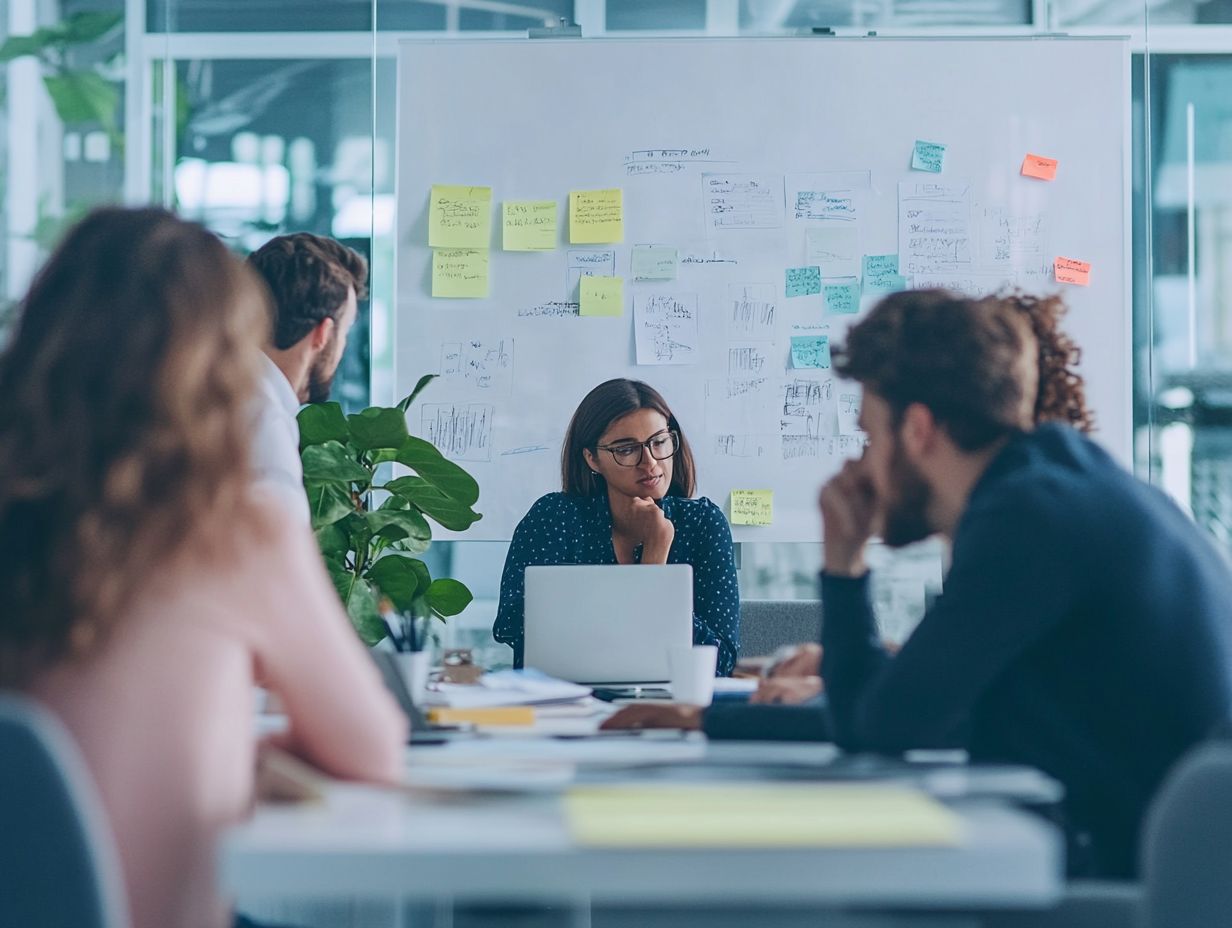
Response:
[781, 378, 835, 461]
[728, 345, 770, 376]
[439, 339, 513, 390]
[421, 403, 494, 462]
[728, 283, 777, 339]
[634, 293, 699, 365]
[899, 181, 973, 276]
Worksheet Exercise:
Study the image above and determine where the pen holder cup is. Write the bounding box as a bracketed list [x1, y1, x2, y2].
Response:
[395, 650, 431, 707]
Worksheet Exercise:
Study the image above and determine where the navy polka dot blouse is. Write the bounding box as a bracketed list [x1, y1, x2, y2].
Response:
[493, 492, 741, 675]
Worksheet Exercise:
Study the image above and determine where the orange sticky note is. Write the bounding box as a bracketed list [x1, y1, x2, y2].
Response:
[1055, 257, 1091, 286]
[1022, 154, 1058, 181]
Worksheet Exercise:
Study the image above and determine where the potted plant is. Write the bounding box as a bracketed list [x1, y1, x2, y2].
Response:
[297, 374, 481, 645]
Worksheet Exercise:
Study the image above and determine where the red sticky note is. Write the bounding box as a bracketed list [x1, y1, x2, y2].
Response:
[1022, 154, 1059, 181]
[1055, 257, 1091, 286]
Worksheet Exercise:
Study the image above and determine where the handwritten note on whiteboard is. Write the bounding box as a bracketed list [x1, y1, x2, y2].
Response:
[1054, 256, 1091, 286]
[432, 248, 489, 298]
[503, 200, 557, 250]
[786, 266, 822, 298]
[428, 184, 492, 248]
[579, 275, 624, 316]
[569, 189, 624, 244]
[730, 490, 774, 526]
[1021, 154, 1058, 181]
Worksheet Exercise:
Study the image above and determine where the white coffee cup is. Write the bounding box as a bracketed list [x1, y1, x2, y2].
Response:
[668, 644, 718, 707]
[395, 650, 431, 706]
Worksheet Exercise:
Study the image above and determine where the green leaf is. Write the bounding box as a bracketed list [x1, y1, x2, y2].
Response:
[395, 436, 480, 507]
[366, 555, 431, 613]
[397, 374, 437, 413]
[347, 406, 409, 451]
[306, 482, 353, 530]
[302, 441, 371, 484]
[314, 521, 349, 559]
[61, 11, 123, 43]
[385, 476, 482, 532]
[425, 578, 473, 617]
[42, 72, 118, 131]
[0, 32, 56, 62]
[325, 560, 385, 646]
[365, 508, 432, 550]
[298, 402, 349, 448]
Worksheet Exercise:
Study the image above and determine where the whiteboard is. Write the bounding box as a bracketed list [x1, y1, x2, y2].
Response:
[395, 37, 1131, 542]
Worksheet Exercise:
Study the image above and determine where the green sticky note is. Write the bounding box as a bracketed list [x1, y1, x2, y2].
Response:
[911, 141, 946, 173]
[428, 184, 492, 249]
[503, 200, 557, 251]
[580, 275, 624, 316]
[631, 245, 678, 281]
[570, 189, 624, 244]
[790, 335, 831, 369]
[731, 490, 773, 526]
[432, 248, 489, 299]
[824, 279, 860, 315]
[786, 266, 822, 298]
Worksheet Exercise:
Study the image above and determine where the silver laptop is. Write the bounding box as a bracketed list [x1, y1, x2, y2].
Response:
[523, 564, 693, 685]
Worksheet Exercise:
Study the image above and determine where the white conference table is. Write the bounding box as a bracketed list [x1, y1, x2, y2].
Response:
[223, 733, 1064, 921]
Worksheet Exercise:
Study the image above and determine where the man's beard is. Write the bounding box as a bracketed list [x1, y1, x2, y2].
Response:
[306, 351, 339, 404]
[881, 438, 935, 548]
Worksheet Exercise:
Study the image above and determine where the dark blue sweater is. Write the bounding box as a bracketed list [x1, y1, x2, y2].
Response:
[821, 424, 1232, 878]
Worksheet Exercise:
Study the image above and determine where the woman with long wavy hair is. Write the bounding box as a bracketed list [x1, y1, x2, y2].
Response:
[0, 208, 405, 928]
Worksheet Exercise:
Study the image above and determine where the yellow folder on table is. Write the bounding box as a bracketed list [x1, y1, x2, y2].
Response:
[426, 706, 536, 727]
[565, 783, 962, 848]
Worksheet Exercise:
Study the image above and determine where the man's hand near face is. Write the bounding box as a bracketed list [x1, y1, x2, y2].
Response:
[820, 458, 878, 577]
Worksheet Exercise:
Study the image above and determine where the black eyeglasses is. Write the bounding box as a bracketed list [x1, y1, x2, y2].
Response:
[595, 429, 680, 467]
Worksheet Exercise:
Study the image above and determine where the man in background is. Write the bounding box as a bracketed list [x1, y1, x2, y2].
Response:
[246, 233, 367, 523]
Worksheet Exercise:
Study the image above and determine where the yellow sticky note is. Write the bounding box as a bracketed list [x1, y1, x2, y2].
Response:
[566, 784, 962, 848]
[428, 184, 492, 249]
[730, 490, 773, 526]
[503, 200, 557, 251]
[570, 189, 624, 244]
[579, 275, 623, 316]
[432, 248, 489, 298]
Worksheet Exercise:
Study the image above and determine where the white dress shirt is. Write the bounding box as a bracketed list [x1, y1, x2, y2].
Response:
[250, 354, 310, 525]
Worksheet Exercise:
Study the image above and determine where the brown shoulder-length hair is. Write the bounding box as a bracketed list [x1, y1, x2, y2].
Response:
[0, 207, 269, 686]
[561, 379, 696, 498]
[986, 291, 1094, 434]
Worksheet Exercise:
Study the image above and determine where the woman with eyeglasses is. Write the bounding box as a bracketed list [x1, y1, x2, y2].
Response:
[493, 378, 739, 675]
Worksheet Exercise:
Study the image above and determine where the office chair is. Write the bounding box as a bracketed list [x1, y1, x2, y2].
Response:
[1140, 736, 1232, 928]
[0, 693, 130, 928]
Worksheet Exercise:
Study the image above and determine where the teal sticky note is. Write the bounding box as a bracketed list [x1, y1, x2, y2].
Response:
[786, 266, 821, 298]
[864, 273, 909, 296]
[863, 254, 898, 278]
[912, 141, 946, 173]
[824, 280, 861, 315]
[790, 335, 831, 369]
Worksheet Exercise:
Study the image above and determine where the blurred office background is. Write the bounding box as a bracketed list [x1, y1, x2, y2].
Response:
[2, 0, 1227, 661]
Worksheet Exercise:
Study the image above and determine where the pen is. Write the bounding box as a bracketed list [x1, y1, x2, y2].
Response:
[379, 598, 405, 652]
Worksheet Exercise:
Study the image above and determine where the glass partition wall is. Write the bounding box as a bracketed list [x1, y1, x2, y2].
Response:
[6, 0, 1226, 660]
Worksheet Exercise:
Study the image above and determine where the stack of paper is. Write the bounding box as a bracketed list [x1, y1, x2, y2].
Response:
[565, 783, 963, 848]
[425, 668, 591, 709]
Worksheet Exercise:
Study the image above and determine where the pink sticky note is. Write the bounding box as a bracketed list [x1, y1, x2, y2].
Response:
[1055, 257, 1091, 286]
[1022, 154, 1059, 181]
